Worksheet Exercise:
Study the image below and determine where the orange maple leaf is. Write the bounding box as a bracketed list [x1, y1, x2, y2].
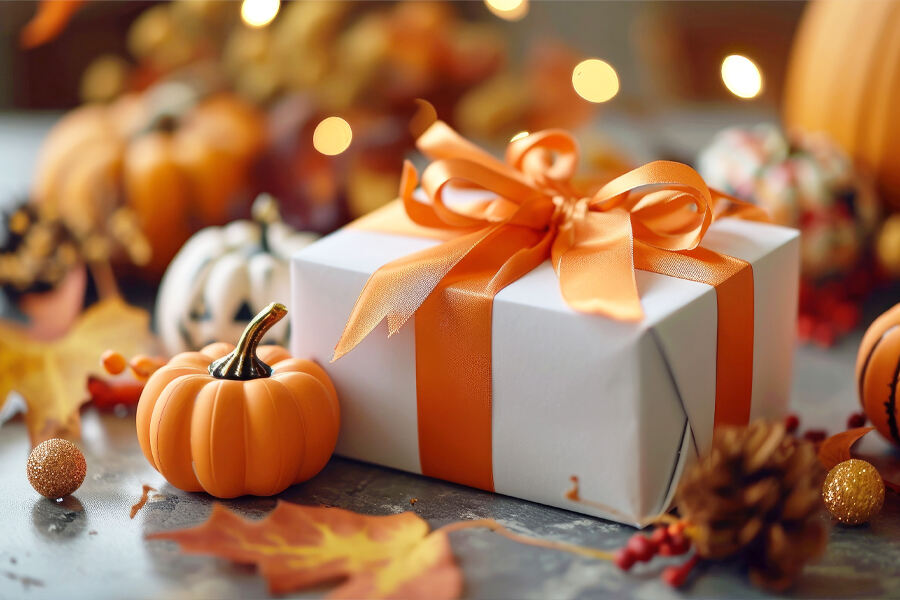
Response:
[817, 426, 876, 470]
[0, 298, 156, 445]
[148, 502, 462, 598]
[818, 426, 900, 494]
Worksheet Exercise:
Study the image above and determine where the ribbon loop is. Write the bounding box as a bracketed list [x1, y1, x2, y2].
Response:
[336, 121, 766, 358]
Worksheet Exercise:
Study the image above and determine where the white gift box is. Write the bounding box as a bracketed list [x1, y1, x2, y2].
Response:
[290, 198, 799, 526]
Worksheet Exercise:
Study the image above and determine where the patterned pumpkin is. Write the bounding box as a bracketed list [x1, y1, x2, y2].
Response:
[136, 303, 340, 497]
[155, 195, 317, 356]
[856, 303, 900, 447]
[783, 0, 900, 208]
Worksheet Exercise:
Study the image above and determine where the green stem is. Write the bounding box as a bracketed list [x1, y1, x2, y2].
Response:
[209, 303, 287, 380]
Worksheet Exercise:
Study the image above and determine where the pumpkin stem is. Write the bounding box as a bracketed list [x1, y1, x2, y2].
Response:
[251, 194, 281, 254]
[209, 302, 287, 380]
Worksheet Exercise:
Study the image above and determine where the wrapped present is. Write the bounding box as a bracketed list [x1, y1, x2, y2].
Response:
[290, 122, 799, 526]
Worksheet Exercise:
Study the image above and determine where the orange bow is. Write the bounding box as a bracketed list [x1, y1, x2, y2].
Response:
[335, 121, 765, 360]
[333, 121, 766, 492]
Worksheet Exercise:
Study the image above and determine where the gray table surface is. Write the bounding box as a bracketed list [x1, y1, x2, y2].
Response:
[1, 113, 899, 600]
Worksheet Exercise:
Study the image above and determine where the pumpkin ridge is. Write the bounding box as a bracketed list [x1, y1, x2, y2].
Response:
[207, 380, 232, 495]
[859, 326, 894, 403]
[888, 354, 900, 444]
[261, 380, 289, 494]
[274, 370, 338, 483]
[269, 375, 308, 486]
[152, 373, 209, 486]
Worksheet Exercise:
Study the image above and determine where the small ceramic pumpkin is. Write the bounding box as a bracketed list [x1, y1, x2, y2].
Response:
[856, 303, 900, 447]
[155, 195, 317, 356]
[136, 303, 340, 497]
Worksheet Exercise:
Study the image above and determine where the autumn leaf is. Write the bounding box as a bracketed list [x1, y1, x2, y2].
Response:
[148, 502, 462, 599]
[0, 298, 156, 445]
[818, 426, 875, 470]
[20, 0, 84, 49]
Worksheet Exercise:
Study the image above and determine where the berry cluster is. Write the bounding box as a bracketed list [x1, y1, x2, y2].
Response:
[797, 266, 879, 348]
[613, 523, 697, 587]
[784, 411, 867, 443]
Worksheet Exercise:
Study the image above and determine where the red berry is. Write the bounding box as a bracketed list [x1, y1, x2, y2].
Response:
[834, 303, 860, 334]
[784, 414, 800, 434]
[658, 542, 675, 556]
[797, 315, 814, 341]
[847, 412, 867, 428]
[626, 534, 655, 562]
[803, 429, 827, 443]
[614, 548, 635, 571]
[667, 522, 686, 537]
[662, 555, 699, 588]
[668, 532, 691, 555]
[650, 526, 670, 546]
[662, 565, 688, 587]
[812, 323, 836, 348]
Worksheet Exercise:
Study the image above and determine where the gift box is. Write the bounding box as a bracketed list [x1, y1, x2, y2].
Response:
[289, 123, 800, 526]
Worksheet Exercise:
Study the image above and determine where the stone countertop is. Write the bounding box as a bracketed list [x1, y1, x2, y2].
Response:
[2, 329, 900, 600]
[1, 111, 899, 599]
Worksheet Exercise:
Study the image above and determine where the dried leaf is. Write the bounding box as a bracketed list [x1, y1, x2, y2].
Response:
[148, 502, 462, 599]
[0, 298, 155, 445]
[20, 0, 84, 49]
[818, 427, 875, 470]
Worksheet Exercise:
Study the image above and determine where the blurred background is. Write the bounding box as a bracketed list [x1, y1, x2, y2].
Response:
[2, 0, 899, 352]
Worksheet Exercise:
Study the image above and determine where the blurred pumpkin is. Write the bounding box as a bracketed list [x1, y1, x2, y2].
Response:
[856, 302, 900, 447]
[784, 0, 900, 208]
[156, 195, 317, 356]
[136, 303, 340, 497]
[31, 83, 266, 278]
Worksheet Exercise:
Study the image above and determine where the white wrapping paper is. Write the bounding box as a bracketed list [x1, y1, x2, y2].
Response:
[290, 207, 799, 526]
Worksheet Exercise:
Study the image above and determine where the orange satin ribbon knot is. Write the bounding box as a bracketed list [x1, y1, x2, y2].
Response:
[335, 121, 767, 492]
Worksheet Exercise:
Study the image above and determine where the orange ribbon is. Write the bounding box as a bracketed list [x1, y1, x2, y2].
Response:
[335, 121, 767, 491]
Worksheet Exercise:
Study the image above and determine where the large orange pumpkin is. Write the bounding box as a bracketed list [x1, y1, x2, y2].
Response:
[32, 85, 265, 277]
[783, 0, 900, 208]
[136, 303, 340, 497]
[856, 302, 900, 447]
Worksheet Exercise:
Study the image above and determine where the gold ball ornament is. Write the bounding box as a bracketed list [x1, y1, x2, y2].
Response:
[26, 439, 87, 499]
[822, 459, 884, 525]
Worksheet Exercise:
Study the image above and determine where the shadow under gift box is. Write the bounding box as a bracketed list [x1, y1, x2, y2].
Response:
[289, 197, 799, 526]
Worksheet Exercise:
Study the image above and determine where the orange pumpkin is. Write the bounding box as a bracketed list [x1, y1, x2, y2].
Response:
[783, 0, 900, 208]
[136, 303, 340, 497]
[856, 302, 900, 447]
[32, 85, 265, 278]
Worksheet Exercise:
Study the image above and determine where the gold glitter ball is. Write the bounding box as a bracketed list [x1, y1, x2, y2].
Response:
[26, 439, 87, 499]
[822, 459, 884, 525]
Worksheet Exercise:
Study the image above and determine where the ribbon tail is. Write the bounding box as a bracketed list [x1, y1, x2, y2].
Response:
[552, 209, 644, 320]
[333, 225, 504, 361]
[711, 189, 770, 222]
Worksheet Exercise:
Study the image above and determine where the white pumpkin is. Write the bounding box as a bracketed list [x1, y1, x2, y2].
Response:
[155, 195, 317, 355]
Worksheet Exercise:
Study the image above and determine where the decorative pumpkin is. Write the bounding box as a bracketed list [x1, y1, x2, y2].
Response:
[136, 303, 340, 497]
[856, 302, 900, 447]
[783, 0, 900, 208]
[697, 124, 879, 280]
[31, 82, 266, 278]
[155, 195, 317, 356]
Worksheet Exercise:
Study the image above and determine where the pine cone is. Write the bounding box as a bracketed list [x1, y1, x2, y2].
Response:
[676, 420, 829, 591]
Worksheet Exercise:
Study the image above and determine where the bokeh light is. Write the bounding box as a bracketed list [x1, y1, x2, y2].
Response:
[572, 58, 619, 104]
[510, 131, 529, 142]
[313, 117, 353, 156]
[721, 54, 763, 99]
[241, 0, 280, 28]
[484, 0, 529, 21]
